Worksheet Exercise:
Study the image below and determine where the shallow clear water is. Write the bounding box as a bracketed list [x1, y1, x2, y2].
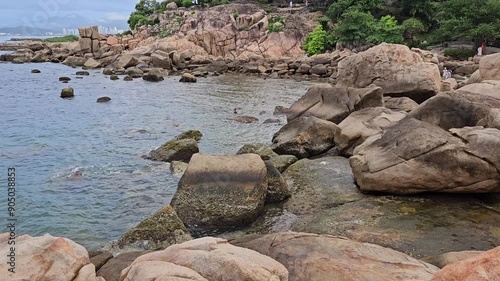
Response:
[0, 61, 311, 249]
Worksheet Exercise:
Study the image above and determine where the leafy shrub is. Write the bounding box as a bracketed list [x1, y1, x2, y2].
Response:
[182, 0, 192, 7]
[368, 15, 404, 44]
[264, 7, 273, 14]
[332, 10, 375, 45]
[267, 16, 285, 33]
[315, 16, 330, 31]
[443, 48, 476, 60]
[233, 12, 239, 19]
[221, 0, 229, 4]
[211, 0, 221, 6]
[238, 25, 249, 31]
[128, 13, 149, 30]
[304, 24, 327, 55]
[44, 35, 79, 43]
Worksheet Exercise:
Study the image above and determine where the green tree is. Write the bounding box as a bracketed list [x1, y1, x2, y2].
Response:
[436, 0, 500, 46]
[402, 17, 427, 40]
[332, 10, 376, 45]
[326, 0, 384, 20]
[304, 24, 328, 55]
[368, 15, 404, 44]
[128, 13, 149, 30]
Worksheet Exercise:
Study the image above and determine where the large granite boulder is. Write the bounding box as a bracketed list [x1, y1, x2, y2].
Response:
[384, 96, 419, 112]
[350, 118, 500, 194]
[337, 43, 442, 103]
[272, 116, 338, 159]
[62, 56, 88, 67]
[171, 153, 268, 232]
[151, 50, 172, 69]
[458, 80, 500, 99]
[407, 91, 500, 130]
[231, 232, 439, 281]
[334, 107, 407, 156]
[286, 84, 384, 124]
[115, 54, 138, 69]
[479, 52, 500, 80]
[117, 205, 192, 250]
[120, 237, 288, 281]
[0, 233, 104, 281]
[431, 246, 500, 281]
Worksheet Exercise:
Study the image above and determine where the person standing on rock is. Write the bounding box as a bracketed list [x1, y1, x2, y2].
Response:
[478, 45, 483, 56]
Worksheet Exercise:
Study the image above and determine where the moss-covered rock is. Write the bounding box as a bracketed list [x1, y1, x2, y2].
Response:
[117, 205, 191, 250]
[60, 87, 74, 98]
[237, 143, 278, 160]
[148, 138, 199, 162]
[110, 75, 119, 80]
[170, 161, 189, 176]
[175, 130, 203, 142]
[264, 161, 290, 203]
[171, 153, 268, 234]
[268, 155, 298, 173]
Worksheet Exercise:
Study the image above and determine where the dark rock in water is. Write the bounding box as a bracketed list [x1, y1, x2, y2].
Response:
[97, 251, 151, 281]
[59, 76, 71, 82]
[131, 74, 142, 79]
[263, 118, 280, 124]
[264, 161, 291, 203]
[102, 68, 114, 75]
[89, 252, 113, 271]
[171, 153, 268, 233]
[179, 73, 197, 83]
[237, 143, 278, 160]
[123, 75, 133, 81]
[233, 116, 258, 123]
[97, 97, 111, 103]
[273, 105, 288, 115]
[143, 73, 164, 82]
[60, 87, 74, 98]
[75, 77, 83, 79]
[233, 107, 242, 114]
[76, 71, 90, 76]
[148, 131, 202, 162]
[51, 59, 60, 63]
[117, 205, 192, 250]
[31, 69, 41, 73]
[110, 75, 119, 81]
[272, 116, 338, 159]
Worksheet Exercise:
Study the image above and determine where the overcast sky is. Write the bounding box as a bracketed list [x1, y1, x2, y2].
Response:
[0, 0, 140, 28]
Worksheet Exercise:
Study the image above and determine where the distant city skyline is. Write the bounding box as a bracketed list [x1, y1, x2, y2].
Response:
[0, 0, 139, 31]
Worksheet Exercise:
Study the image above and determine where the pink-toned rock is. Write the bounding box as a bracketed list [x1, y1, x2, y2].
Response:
[431, 246, 500, 281]
[423, 250, 483, 268]
[107, 36, 118, 45]
[337, 43, 442, 103]
[0, 233, 103, 281]
[232, 232, 439, 281]
[479, 53, 500, 80]
[128, 39, 140, 50]
[120, 237, 288, 281]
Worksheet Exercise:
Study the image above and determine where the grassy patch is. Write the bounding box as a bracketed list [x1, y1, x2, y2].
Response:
[44, 35, 79, 43]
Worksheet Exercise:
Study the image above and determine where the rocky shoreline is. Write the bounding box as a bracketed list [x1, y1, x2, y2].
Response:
[1, 3, 500, 280]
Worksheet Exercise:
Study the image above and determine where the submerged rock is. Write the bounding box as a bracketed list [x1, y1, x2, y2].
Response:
[76, 71, 90, 76]
[117, 205, 192, 251]
[60, 87, 74, 98]
[96, 96, 111, 103]
[232, 115, 258, 123]
[170, 161, 189, 176]
[110, 75, 119, 80]
[171, 153, 267, 233]
[31, 69, 41, 73]
[179, 73, 197, 82]
[59, 76, 71, 82]
[123, 75, 133, 81]
[121, 237, 288, 281]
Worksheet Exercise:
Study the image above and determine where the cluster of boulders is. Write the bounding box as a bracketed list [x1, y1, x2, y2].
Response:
[2, 231, 499, 281]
